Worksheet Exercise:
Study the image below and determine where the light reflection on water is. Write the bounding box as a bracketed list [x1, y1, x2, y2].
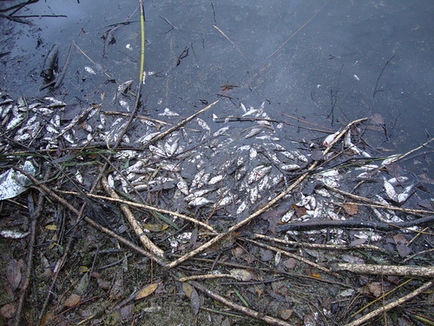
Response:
[0, 0, 433, 160]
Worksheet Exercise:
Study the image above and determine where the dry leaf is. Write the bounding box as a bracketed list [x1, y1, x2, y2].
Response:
[64, 293, 81, 308]
[182, 283, 201, 314]
[230, 269, 253, 282]
[135, 283, 159, 300]
[189, 287, 201, 315]
[393, 234, 408, 245]
[0, 303, 16, 319]
[292, 205, 307, 218]
[367, 282, 383, 297]
[344, 203, 358, 215]
[142, 224, 169, 232]
[283, 258, 296, 269]
[182, 283, 194, 298]
[280, 308, 293, 320]
[7, 259, 21, 291]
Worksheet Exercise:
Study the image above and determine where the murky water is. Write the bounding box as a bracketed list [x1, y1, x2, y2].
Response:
[1, 0, 433, 161]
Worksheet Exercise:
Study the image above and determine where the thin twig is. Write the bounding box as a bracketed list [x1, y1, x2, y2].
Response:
[14, 183, 46, 326]
[191, 281, 295, 326]
[345, 281, 433, 326]
[243, 238, 339, 277]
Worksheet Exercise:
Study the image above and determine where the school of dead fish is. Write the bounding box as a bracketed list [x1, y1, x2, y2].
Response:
[0, 90, 422, 241]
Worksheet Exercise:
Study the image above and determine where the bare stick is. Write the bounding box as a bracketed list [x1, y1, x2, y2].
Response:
[245, 238, 339, 277]
[191, 281, 295, 326]
[345, 281, 433, 326]
[59, 190, 216, 232]
[382, 137, 434, 166]
[14, 190, 44, 326]
[101, 176, 165, 258]
[332, 263, 434, 278]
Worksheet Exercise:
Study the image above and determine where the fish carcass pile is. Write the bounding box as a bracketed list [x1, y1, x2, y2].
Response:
[0, 92, 427, 244]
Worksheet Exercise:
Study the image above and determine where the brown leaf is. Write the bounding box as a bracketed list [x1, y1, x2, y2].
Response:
[182, 282, 195, 298]
[182, 283, 201, 315]
[230, 269, 253, 282]
[396, 244, 411, 258]
[189, 287, 201, 315]
[0, 303, 16, 319]
[135, 283, 159, 300]
[283, 258, 296, 269]
[280, 308, 293, 320]
[393, 234, 408, 245]
[7, 259, 21, 291]
[367, 282, 383, 297]
[344, 203, 358, 216]
[64, 293, 81, 308]
[142, 224, 169, 232]
[292, 205, 307, 218]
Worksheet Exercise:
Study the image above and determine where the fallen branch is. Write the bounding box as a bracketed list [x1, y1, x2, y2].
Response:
[59, 190, 216, 232]
[345, 281, 433, 326]
[101, 176, 165, 258]
[332, 263, 434, 278]
[277, 215, 434, 232]
[243, 238, 339, 277]
[14, 188, 45, 326]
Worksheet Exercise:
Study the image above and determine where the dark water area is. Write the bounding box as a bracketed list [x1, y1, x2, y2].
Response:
[1, 0, 433, 163]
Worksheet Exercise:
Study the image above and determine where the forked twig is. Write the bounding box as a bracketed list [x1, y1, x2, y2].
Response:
[101, 176, 165, 258]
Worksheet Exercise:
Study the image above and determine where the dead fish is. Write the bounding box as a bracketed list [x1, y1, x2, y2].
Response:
[323, 131, 340, 146]
[248, 165, 272, 184]
[158, 108, 179, 117]
[41, 44, 59, 82]
[175, 173, 189, 195]
[208, 175, 224, 185]
[383, 178, 413, 203]
[113, 80, 133, 102]
[244, 127, 264, 139]
[84, 66, 97, 75]
[281, 164, 300, 171]
[216, 196, 233, 208]
[249, 186, 259, 204]
[188, 197, 213, 207]
[196, 117, 211, 132]
[234, 201, 248, 217]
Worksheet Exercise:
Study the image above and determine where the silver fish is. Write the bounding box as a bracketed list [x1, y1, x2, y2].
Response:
[188, 197, 213, 207]
[248, 165, 272, 184]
